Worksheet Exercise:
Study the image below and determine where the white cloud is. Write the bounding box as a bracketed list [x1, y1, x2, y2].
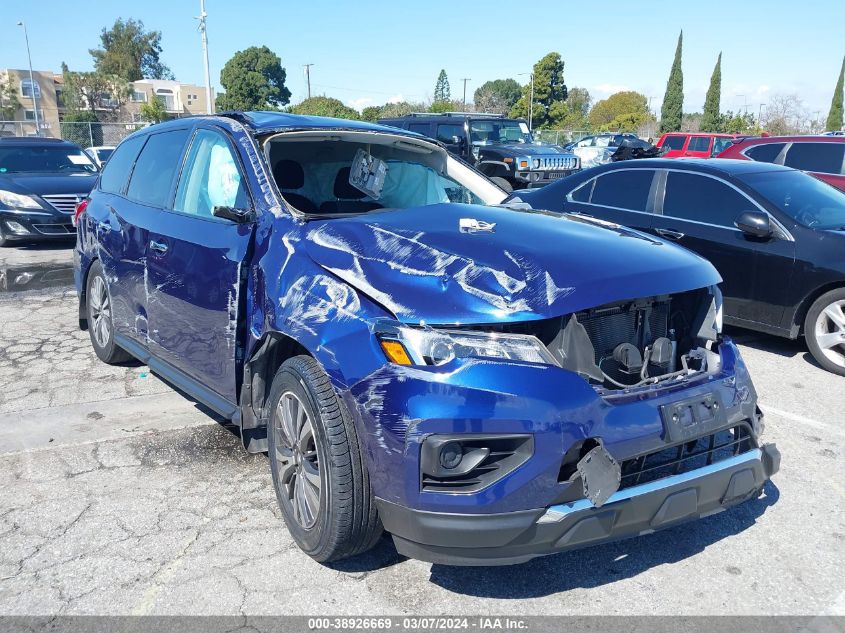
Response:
[347, 96, 374, 112]
[590, 83, 631, 97]
[386, 94, 405, 104]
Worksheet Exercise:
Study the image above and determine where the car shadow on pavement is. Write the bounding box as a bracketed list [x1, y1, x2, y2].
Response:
[424, 481, 779, 598]
[727, 326, 825, 370]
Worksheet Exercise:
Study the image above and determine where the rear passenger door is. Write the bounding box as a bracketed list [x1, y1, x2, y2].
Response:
[94, 128, 191, 346]
[651, 170, 796, 326]
[145, 125, 255, 404]
[566, 168, 657, 231]
[684, 135, 712, 158]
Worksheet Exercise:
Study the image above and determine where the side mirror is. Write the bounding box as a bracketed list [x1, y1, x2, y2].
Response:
[213, 205, 255, 223]
[735, 211, 772, 238]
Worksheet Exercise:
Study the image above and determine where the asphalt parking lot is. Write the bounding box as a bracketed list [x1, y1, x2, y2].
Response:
[0, 242, 843, 616]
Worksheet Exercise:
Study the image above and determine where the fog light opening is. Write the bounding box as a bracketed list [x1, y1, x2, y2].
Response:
[439, 441, 463, 470]
[5, 221, 29, 235]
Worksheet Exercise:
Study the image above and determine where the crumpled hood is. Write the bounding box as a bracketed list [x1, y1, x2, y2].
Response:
[303, 203, 720, 324]
[0, 173, 98, 196]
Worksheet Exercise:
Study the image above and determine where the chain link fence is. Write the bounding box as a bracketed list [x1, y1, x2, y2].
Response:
[533, 123, 661, 145]
[0, 121, 147, 147]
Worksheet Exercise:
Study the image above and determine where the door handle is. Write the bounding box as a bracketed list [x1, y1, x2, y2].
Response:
[655, 228, 685, 240]
[149, 240, 169, 254]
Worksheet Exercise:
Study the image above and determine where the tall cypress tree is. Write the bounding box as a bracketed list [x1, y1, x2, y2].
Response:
[659, 31, 684, 134]
[434, 69, 450, 103]
[825, 56, 844, 132]
[700, 52, 722, 132]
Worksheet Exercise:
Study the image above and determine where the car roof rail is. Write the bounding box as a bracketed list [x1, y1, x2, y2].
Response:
[214, 111, 256, 128]
[404, 112, 509, 119]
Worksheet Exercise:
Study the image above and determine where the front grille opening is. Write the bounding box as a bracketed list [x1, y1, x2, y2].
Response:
[618, 423, 756, 490]
[420, 435, 533, 493]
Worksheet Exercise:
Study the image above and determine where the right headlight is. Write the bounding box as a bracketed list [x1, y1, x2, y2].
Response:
[0, 190, 42, 210]
[375, 321, 558, 367]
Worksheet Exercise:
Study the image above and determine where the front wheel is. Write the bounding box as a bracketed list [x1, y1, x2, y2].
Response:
[804, 288, 845, 376]
[267, 356, 382, 562]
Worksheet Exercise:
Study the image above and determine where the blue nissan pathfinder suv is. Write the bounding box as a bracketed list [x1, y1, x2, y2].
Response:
[74, 111, 779, 565]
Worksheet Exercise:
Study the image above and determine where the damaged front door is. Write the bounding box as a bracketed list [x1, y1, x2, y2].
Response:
[145, 127, 255, 403]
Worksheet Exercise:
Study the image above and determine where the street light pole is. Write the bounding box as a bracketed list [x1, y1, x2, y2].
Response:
[460, 78, 471, 111]
[16, 21, 40, 136]
[197, 0, 213, 114]
[303, 64, 314, 100]
[528, 73, 534, 131]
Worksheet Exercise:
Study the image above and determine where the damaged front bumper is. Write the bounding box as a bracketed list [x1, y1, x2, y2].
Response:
[378, 443, 780, 566]
[345, 337, 779, 566]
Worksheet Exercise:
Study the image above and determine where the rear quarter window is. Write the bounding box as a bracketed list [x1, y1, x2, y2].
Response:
[784, 142, 845, 174]
[744, 142, 786, 163]
[97, 135, 146, 194]
[126, 129, 192, 208]
[661, 135, 686, 150]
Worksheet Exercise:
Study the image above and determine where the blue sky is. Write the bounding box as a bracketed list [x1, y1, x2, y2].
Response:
[1, 0, 842, 118]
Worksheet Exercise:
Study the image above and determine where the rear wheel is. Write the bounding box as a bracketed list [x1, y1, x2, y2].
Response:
[267, 355, 382, 562]
[490, 176, 513, 193]
[85, 261, 131, 364]
[804, 288, 845, 376]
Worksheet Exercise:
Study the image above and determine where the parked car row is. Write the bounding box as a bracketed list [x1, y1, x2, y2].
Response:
[71, 111, 781, 568]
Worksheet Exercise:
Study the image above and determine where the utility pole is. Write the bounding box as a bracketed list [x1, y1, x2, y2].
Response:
[518, 71, 535, 130]
[303, 64, 314, 100]
[736, 94, 749, 115]
[758, 103, 765, 126]
[460, 78, 471, 111]
[16, 21, 40, 136]
[197, 0, 213, 114]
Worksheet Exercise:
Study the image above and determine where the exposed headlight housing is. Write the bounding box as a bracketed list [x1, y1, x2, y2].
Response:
[532, 158, 541, 169]
[0, 190, 42, 210]
[375, 321, 558, 367]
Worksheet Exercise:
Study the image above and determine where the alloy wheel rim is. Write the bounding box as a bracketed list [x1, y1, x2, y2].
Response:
[89, 275, 111, 349]
[274, 391, 322, 529]
[814, 299, 845, 368]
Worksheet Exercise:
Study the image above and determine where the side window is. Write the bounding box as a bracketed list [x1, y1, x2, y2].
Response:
[744, 142, 786, 163]
[662, 135, 686, 150]
[436, 124, 465, 144]
[174, 129, 248, 219]
[687, 136, 711, 152]
[590, 170, 654, 212]
[126, 129, 191, 208]
[408, 123, 431, 137]
[569, 179, 594, 202]
[663, 172, 752, 227]
[784, 142, 845, 174]
[98, 135, 146, 194]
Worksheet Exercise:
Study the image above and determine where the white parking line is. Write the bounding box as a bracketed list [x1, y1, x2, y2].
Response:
[762, 404, 844, 436]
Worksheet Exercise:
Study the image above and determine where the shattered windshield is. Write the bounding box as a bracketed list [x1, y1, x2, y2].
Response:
[266, 134, 504, 217]
[469, 120, 533, 145]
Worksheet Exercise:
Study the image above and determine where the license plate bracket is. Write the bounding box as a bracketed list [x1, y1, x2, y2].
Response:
[660, 392, 727, 442]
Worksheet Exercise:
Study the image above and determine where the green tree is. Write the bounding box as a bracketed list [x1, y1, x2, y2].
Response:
[90, 18, 172, 82]
[510, 52, 568, 128]
[289, 96, 360, 120]
[473, 79, 521, 114]
[700, 52, 722, 132]
[139, 96, 169, 123]
[61, 64, 131, 117]
[434, 70, 450, 103]
[589, 91, 650, 130]
[826, 56, 844, 132]
[378, 101, 422, 118]
[428, 99, 462, 113]
[659, 30, 684, 133]
[719, 110, 758, 134]
[360, 106, 383, 122]
[216, 46, 291, 111]
[0, 74, 22, 136]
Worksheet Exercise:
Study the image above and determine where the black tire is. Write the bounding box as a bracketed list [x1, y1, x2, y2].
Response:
[85, 261, 131, 364]
[490, 176, 513, 193]
[804, 288, 845, 376]
[267, 355, 382, 562]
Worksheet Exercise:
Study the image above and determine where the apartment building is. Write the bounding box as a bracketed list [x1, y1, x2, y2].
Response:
[1, 69, 214, 138]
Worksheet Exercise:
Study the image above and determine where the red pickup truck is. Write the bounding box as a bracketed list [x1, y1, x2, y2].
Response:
[656, 132, 740, 158]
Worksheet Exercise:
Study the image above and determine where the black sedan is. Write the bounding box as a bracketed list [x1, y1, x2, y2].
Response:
[508, 158, 845, 376]
[0, 137, 99, 246]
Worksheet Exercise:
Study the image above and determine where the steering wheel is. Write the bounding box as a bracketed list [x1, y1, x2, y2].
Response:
[794, 204, 819, 227]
